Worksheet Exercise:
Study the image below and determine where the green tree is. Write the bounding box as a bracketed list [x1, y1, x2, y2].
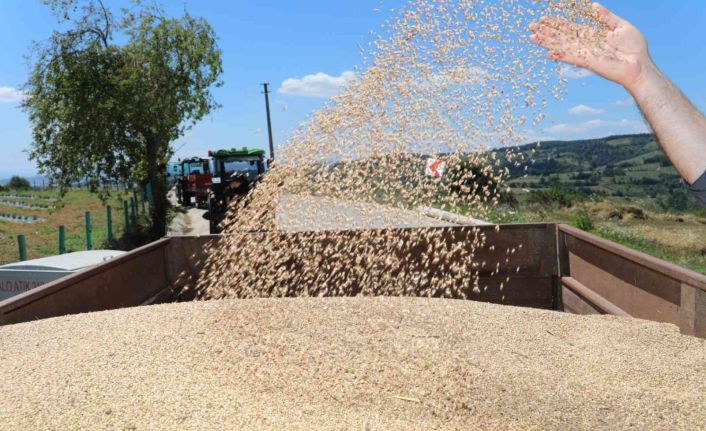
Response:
[8, 176, 31, 190]
[666, 189, 689, 212]
[23, 0, 223, 238]
[527, 185, 576, 208]
[446, 158, 516, 205]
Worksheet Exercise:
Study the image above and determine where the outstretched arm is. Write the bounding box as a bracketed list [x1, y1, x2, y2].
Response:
[530, 2, 706, 185]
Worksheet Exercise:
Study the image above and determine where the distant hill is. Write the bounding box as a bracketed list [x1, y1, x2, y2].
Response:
[499, 134, 695, 208]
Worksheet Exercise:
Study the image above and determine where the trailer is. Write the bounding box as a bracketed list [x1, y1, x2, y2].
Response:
[0, 224, 703, 338]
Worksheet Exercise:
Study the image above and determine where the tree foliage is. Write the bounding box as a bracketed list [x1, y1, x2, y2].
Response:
[8, 176, 31, 190]
[446, 157, 517, 205]
[23, 0, 223, 238]
[527, 185, 576, 208]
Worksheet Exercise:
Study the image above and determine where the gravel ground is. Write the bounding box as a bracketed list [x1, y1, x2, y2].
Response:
[1, 298, 705, 430]
[167, 188, 210, 236]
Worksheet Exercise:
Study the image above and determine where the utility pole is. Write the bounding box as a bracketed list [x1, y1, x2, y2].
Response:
[261, 83, 275, 162]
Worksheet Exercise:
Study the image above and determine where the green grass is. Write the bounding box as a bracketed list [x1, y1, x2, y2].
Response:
[596, 227, 706, 274]
[0, 189, 141, 264]
[470, 200, 706, 275]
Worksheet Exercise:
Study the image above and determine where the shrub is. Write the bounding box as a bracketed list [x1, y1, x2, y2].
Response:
[527, 185, 576, 208]
[572, 210, 595, 231]
[8, 176, 31, 190]
[445, 158, 516, 205]
[644, 154, 670, 165]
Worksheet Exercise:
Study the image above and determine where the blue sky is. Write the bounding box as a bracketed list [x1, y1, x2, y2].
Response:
[0, 0, 705, 177]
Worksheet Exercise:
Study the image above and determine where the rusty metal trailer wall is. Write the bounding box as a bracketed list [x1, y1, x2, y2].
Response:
[0, 235, 219, 326]
[217, 224, 557, 307]
[0, 238, 171, 326]
[0, 226, 556, 325]
[165, 235, 220, 300]
[0, 224, 704, 339]
[557, 224, 706, 338]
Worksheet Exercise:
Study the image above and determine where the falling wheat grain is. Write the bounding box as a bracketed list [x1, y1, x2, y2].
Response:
[196, 0, 602, 300]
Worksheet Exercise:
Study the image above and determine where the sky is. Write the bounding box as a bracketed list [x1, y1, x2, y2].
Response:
[0, 0, 705, 177]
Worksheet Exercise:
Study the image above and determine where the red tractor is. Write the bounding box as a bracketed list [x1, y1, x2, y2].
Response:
[176, 157, 212, 208]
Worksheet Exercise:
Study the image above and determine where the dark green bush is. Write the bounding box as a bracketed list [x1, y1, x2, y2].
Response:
[527, 185, 576, 208]
[8, 176, 31, 190]
[572, 209, 595, 231]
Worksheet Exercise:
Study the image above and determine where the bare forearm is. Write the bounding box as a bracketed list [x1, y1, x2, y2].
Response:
[626, 62, 706, 184]
[529, 3, 706, 183]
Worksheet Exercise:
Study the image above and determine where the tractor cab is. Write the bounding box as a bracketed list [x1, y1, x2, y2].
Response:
[207, 147, 267, 233]
[176, 157, 212, 207]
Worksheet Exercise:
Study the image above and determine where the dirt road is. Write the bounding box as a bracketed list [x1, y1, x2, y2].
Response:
[167, 188, 210, 236]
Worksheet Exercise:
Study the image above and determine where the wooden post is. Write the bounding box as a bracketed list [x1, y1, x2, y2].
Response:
[85, 211, 92, 251]
[107, 206, 114, 244]
[17, 235, 27, 261]
[59, 226, 66, 254]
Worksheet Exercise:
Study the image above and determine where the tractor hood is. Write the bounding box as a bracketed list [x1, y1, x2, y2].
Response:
[212, 148, 266, 158]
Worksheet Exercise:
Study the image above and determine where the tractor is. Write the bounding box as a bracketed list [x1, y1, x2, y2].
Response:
[207, 147, 267, 233]
[176, 157, 212, 208]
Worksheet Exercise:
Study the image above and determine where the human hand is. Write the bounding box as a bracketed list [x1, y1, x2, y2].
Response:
[529, 3, 653, 92]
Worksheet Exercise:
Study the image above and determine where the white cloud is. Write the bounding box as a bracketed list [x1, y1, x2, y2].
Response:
[544, 118, 648, 137]
[278, 71, 357, 98]
[0, 86, 25, 104]
[558, 65, 593, 79]
[568, 104, 604, 116]
[615, 98, 635, 107]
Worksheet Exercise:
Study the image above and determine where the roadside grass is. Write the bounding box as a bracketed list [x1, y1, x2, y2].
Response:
[595, 226, 706, 274]
[0, 190, 137, 264]
[480, 199, 706, 275]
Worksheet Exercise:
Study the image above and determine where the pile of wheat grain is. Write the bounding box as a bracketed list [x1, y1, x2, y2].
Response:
[2, 298, 704, 430]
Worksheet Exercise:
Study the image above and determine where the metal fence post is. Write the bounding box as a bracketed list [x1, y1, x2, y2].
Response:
[107, 206, 114, 243]
[130, 197, 137, 226]
[123, 200, 130, 232]
[59, 225, 66, 254]
[85, 211, 92, 251]
[17, 235, 27, 261]
[146, 183, 153, 205]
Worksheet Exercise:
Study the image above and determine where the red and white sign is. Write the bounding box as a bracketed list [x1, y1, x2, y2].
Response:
[426, 159, 446, 178]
